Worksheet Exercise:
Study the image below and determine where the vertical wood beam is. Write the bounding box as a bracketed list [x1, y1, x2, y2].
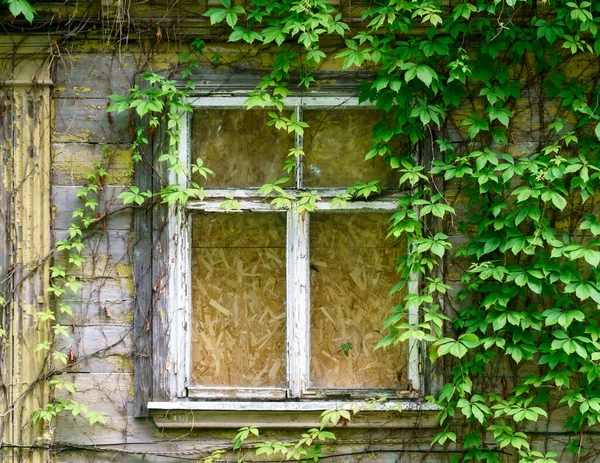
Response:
[0, 37, 52, 463]
[150, 102, 172, 404]
[0, 87, 13, 460]
[133, 78, 153, 418]
[420, 127, 444, 398]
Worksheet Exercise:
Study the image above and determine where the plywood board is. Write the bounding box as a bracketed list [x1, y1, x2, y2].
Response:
[190, 213, 287, 387]
[191, 109, 293, 188]
[303, 109, 399, 188]
[309, 212, 407, 388]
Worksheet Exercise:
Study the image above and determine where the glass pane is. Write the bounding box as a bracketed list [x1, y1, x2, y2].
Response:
[191, 109, 293, 188]
[309, 212, 407, 389]
[303, 109, 396, 187]
[190, 212, 287, 387]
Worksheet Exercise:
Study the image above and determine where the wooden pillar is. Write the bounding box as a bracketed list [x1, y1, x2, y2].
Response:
[0, 36, 52, 463]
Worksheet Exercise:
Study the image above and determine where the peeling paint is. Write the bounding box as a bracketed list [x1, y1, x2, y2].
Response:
[72, 85, 92, 93]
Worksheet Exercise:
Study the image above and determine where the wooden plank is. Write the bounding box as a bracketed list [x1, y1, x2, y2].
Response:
[419, 125, 442, 398]
[133, 79, 154, 417]
[287, 210, 310, 398]
[55, 297, 133, 326]
[183, 70, 374, 95]
[188, 95, 363, 111]
[53, 230, 133, 278]
[3, 81, 52, 463]
[149, 398, 439, 412]
[53, 373, 157, 445]
[150, 106, 171, 404]
[187, 387, 286, 400]
[149, 400, 440, 429]
[57, 276, 134, 302]
[52, 143, 132, 186]
[52, 186, 132, 230]
[54, 98, 131, 144]
[54, 325, 134, 373]
[151, 97, 190, 403]
[0, 88, 11, 457]
[55, 276, 134, 323]
[187, 198, 399, 212]
[188, 188, 405, 200]
[54, 53, 137, 99]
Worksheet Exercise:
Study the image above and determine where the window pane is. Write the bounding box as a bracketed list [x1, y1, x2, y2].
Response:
[191, 109, 293, 188]
[303, 109, 396, 188]
[190, 212, 287, 387]
[309, 212, 407, 389]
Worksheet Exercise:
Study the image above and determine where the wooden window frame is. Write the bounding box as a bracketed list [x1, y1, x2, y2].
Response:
[165, 95, 422, 403]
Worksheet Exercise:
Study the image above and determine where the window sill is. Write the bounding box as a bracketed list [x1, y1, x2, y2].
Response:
[148, 401, 441, 429]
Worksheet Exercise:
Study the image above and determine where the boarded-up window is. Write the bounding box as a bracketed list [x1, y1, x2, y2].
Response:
[309, 213, 406, 388]
[190, 212, 287, 387]
[178, 97, 418, 400]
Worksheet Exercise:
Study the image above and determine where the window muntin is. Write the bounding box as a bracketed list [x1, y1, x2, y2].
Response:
[178, 96, 420, 401]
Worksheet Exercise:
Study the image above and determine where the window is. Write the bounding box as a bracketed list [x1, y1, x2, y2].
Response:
[166, 96, 421, 402]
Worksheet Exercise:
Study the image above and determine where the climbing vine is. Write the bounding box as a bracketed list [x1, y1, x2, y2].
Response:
[195, 0, 600, 461]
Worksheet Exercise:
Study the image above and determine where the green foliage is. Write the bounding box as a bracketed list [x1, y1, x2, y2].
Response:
[108, 72, 212, 205]
[340, 342, 352, 357]
[32, 400, 107, 426]
[195, 0, 600, 460]
[2, 0, 36, 22]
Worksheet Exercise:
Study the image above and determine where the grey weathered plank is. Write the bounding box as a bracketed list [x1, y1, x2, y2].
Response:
[52, 186, 132, 230]
[57, 276, 134, 302]
[53, 373, 157, 445]
[54, 324, 134, 374]
[0, 89, 12, 337]
[182, 68, 373, 93]
[53, 230, 132, 278]
[56, 276, 134, 324]
[52, 143, 132, 186]
[55, 297, 133, 326]
[54, 53, 137, 99]
[133, 78, 154, 417]
[54, 98, 132, 144]
[150, 106, 174, 405]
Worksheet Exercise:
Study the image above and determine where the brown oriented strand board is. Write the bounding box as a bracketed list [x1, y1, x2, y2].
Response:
[190, 212, 287, 388]
[309, 212, 408, 389]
